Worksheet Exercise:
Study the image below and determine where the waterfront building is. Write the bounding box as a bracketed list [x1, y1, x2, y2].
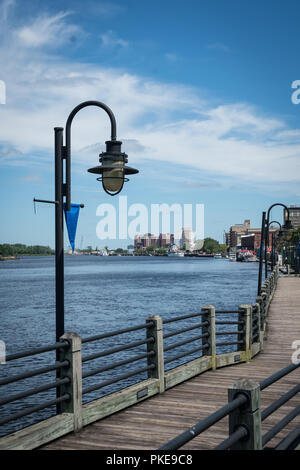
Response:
[179, 227, 195, 252]
[134, 233, 174, 250]
[284, 204, 300, 228]
[226, 220, 277, 250]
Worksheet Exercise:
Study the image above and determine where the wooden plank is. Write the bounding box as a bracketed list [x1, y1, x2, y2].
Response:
[164, 356, 211, 390]
[82, 378, 160, 427]
[0, 413, 74, 450]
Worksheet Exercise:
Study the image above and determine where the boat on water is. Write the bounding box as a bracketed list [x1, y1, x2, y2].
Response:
[229, 252, 236, 262]
[214, 253, 223, 259]
[237, 249, 257, 262]
[168, 244, 184, 257]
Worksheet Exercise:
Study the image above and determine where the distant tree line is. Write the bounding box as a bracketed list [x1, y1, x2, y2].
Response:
[202, 238, 228, 254]
[0, 244, 54, 257]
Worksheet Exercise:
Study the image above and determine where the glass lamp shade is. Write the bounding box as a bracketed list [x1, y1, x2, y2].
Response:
[102, 162, 125, 194]
[87, 140, 138, 195]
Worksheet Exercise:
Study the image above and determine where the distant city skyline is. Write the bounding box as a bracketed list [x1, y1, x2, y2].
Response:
[1, 1, 300, 249]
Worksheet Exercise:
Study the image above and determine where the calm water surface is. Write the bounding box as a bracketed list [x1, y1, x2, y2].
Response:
[0, 255, 259, 435]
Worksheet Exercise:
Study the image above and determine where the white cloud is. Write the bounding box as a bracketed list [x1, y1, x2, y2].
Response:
[100, 30, 128, 48]
[14, 11, 82, 48]
[0, 7, 300, 193]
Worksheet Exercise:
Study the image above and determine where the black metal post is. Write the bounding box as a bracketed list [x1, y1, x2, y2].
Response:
[264, 219, 269, 280]
[54, 127, 65, 342]
[271, 232, 275, 271]
[258, 211, 266, 296]
[54, 127, 64, 413]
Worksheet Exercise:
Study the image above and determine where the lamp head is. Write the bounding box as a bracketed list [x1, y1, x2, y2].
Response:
[283, 219, 293, 230]
[87, 140, 138, 196]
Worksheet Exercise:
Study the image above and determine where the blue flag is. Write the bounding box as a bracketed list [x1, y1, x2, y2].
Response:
[63, 203, 81, 252]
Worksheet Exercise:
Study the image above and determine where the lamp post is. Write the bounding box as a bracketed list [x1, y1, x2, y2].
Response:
[54, 101, 139, 341]
[268, 221, 281, 271]
[257, 211, 266, 296]
[264, 203, 291, 279]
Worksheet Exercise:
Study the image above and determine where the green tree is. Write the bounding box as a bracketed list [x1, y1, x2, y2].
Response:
[202, 238, 221, 254]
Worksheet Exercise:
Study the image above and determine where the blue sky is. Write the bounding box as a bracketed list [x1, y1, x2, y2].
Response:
[1, 0, 300, 249]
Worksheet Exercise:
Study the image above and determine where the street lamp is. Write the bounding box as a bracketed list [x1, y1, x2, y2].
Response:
[268, 221, 281, 271]
[55, 100, 138, 340]
[257, 211, 266, 296]
[264, 203, 292, 279]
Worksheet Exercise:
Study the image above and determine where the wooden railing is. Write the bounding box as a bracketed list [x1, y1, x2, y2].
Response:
[0, 265, 279, 450]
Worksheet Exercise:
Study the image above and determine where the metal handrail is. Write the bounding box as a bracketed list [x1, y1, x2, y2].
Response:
[0, 394, 70, 426]
[82, 337, 154, 363]
[5, 341, 69, 362]
[163, 312, 205, 324]
[164, 344, 209, 365]
[0, 361, 69, 387]
[82, 351, 155, 379]
[158, 393, 248, 450]
[163, 321, 208, 339]
[82, 364, 155, 395]
[82, 321, 154, 344]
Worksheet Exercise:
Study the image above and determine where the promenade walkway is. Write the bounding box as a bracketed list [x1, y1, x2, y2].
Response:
[43, 277, 300, 450]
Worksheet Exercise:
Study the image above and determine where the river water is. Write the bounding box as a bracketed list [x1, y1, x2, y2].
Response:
[0, 255, 259, 436]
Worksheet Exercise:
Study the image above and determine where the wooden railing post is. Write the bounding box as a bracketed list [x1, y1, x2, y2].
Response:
[59, 332, 82, 432]
[255, 296, 264, 331]
[146, 315, 165, 393]
[239, 305, 252, 362]
[252, 303, 260, 344]
[228, 378, 262, 450]
[201, 305, 216, 370]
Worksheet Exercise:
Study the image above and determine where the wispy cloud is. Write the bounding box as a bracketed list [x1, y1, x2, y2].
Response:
[88, 2, 124, 18]
[0, 0, 15, 23]
[100, 30, 128, 48]
[14, 11, 83, 48]
[207, 42, 230, 53]
[165, 53, 178, 62]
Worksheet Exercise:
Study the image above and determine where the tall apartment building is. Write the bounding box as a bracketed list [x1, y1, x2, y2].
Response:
[179, 227, 195, 251]
[284, 204, 300, 228]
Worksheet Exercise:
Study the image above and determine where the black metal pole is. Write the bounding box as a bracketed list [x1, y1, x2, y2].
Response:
[264, 217, 269, 279]
[55, 127, 64, 341]
[55, 127, 64, 414]
[271, 232, 275, 271]
[258, 211, 266, 296]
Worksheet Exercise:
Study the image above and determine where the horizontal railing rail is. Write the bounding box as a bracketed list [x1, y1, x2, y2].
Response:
[159, 359, 300, 450]
[0, 264, 281, 450]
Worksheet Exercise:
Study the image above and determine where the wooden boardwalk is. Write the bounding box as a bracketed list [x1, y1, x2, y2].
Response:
[43, 277, 300, 450]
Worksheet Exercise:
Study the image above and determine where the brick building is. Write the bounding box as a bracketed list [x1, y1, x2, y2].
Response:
[226, 219, 277, 249]
[134, 233, 174, 250]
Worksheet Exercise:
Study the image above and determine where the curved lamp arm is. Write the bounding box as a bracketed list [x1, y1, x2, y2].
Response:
[265, 203, 290, 249]
[65, 100, 118, 211]
[268, 220, 282, 229]
[266, 203, 290, 223]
